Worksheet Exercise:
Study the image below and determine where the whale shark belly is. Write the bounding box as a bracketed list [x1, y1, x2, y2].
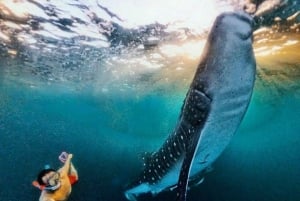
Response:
[191, 67, 255, 177]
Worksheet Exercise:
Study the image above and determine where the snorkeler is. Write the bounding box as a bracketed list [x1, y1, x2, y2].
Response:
[32, 152, 78, 201]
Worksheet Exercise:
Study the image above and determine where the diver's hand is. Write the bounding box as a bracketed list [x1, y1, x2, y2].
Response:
[59, 151, 69, 163]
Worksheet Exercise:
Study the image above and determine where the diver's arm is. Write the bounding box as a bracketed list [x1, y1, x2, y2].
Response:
[69, 163, 78, 179]
[58, 154, 73, 176]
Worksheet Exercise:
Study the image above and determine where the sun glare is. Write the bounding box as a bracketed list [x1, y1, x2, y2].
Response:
[1, 0, 28, 18]
[160, 40, 206, 60]
[100, 0, 222, 30]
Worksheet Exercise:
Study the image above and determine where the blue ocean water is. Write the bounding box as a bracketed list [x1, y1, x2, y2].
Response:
[0, 1, 300, 199]
[0, 64, 299, 201]
[0, 73, 182, 201]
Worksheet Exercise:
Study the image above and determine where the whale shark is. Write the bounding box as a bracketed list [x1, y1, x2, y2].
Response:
[125, 11, 256, 201]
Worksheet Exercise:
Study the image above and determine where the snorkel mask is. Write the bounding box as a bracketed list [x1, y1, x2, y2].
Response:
[44, 172, 61, 191]
[35, 165, 61, 192]
[44, 182, 61, 191]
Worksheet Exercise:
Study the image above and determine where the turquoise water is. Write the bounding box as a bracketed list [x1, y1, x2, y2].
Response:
[0, 0, 299, 200]
[0, 73, 182, 200]
[1, 65, 299, 201]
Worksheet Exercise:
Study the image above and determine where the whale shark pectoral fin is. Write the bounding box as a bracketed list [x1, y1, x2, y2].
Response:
[175, 90, 211, 201]
[175, 138, 200, 201]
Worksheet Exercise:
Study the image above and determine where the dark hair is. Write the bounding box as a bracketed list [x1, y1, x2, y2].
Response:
[37, 168, 56, 185]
